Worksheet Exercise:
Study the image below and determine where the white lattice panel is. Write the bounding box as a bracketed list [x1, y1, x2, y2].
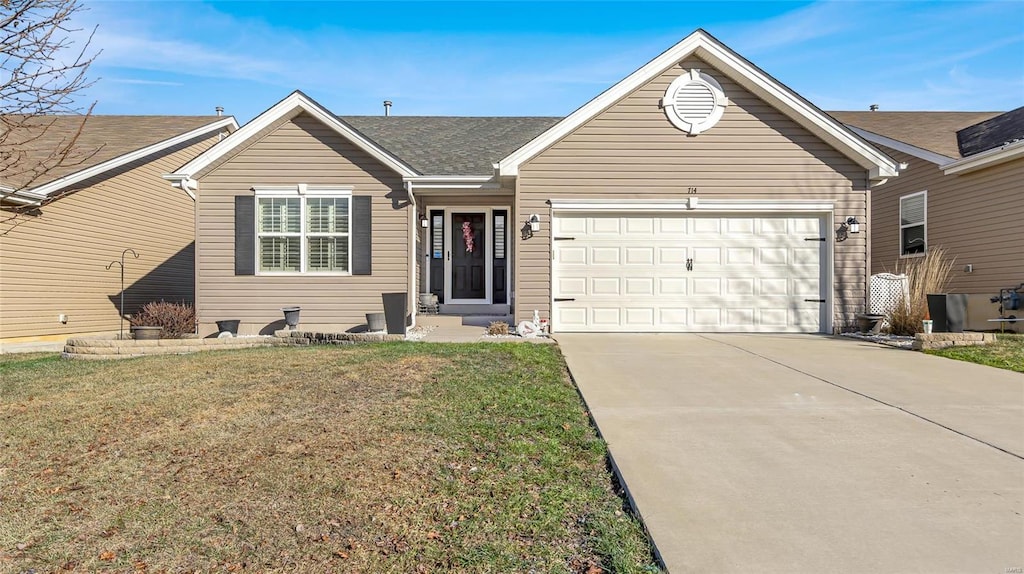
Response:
[869, 273, 909, 315]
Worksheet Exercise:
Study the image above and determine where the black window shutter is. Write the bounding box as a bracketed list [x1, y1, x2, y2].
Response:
[352, 195, 372, 275]
[234, 196, 255, 276]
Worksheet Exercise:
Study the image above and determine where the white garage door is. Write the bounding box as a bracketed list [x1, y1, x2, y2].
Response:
[552, 212, 828, 333]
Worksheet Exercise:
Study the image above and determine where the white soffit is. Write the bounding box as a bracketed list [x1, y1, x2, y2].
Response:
[497, 29, 899, 180]
[170, 90, 419, 182]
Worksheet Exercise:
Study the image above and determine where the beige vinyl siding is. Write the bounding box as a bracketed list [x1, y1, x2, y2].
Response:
[0, 133, 221, 340]
[870, 146, 1024, 295]
[516, 56, 870, 331]
[196, 113, 409, 335]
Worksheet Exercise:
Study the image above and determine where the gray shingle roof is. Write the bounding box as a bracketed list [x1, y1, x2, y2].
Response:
[1, 115, 226, 190]
[339, 116, 562, 176]
[956, 106, 1024, 157]
[828, 111, 1001, 159]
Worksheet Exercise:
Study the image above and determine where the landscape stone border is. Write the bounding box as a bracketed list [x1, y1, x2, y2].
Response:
[63, 330, 407, 360]
[912, 332, 997, 351]
[62, 336, 294, 360]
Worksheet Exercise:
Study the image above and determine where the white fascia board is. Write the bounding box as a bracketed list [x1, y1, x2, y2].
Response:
[690, 45, 898, 179]
[943, 139, 1024, 175]
[847, 126, 954, 166]
[498, 29, 899, 180]
[0, 185, 44, 205]
[26, 117, 238, 198]
[405, 175, 501, 192]
[174, 91, 419, 180]
[549, 198, 835, 212]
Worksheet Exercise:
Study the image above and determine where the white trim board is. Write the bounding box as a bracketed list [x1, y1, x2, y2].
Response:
[497, 29, 899, 181]
[19, 117, 238, 199]
[548, 198, 835, 212]
[943, 139, 1024, 175]
[167, 91, 419, 185]
[846, 126, 955, 167]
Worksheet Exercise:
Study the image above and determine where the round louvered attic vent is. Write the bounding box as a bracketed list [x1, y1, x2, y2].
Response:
[663, 69, 728, 135]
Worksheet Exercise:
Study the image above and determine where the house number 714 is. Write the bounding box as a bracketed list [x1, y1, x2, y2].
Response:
[686, 187, 698, 194]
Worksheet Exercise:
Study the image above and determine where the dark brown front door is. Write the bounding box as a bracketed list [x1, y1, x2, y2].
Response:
[451, 212, 486, 300]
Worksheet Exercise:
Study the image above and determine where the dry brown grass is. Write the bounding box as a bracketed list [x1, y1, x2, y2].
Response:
[887, 246, 956, 335]
[0, 344, 657, 573]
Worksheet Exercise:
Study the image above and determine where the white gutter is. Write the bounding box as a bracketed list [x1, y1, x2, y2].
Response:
[26, 117, 237, 198]
[0, 185, 44, 206]
[162, 173, 199, 200]
[943, 139, 1024, 175]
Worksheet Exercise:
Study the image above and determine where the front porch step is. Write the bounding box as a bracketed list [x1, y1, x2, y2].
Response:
[437, 303, 510, 316]
[418, 314, 513, 328]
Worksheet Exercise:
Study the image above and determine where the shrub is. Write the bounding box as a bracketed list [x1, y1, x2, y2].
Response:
[887, 246, 955, 335]
[486, 321, 510, 336]
[130, 301, 196, 338]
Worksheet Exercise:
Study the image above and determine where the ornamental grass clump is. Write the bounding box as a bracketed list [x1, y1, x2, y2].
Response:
[887, 246, 955, 335]
[129, 301, 196, 338]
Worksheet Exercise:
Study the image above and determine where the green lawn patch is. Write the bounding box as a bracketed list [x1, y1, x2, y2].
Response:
[0, 344, 659, 573]
[925, 334, 1024, 373]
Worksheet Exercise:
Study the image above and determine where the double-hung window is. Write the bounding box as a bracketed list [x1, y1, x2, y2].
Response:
[255, 186, 352, 273]
[899, 191, 927, 256]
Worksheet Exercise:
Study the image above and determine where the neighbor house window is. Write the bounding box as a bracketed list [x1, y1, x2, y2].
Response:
[899, 191, 926, 256]
[256, 186, 351, 273]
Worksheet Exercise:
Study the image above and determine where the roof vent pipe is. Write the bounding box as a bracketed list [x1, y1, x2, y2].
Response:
[869, 104, 879, 111]
[215, 106, 224, 116]
[384, 100, 392, 117]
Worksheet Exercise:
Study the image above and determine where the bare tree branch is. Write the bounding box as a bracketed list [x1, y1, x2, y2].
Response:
[1, 0, 100, 207]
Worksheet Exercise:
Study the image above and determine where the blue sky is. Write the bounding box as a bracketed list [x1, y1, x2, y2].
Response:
[74, 1, 1024, 122]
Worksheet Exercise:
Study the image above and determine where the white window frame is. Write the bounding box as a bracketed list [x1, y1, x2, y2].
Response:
[253, 185, 353, 275]
[899, 190, 927, 258]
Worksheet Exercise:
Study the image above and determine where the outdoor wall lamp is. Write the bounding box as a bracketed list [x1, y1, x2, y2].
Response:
[846, 216, 861, 233]
[419, 214, 429, 228]
[528, 214, 541, 233]
[835, 217, 861, 242]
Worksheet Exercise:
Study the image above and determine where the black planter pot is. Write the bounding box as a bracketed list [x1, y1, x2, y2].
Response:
[282, 307, 301, 329]
[216, 320, 240, 335]
[926, 293, 968, 333]
[381, 292, 407, 335]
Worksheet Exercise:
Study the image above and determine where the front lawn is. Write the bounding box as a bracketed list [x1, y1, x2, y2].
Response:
[925, 333, 1024, 373]
[0, 344, 658, 573]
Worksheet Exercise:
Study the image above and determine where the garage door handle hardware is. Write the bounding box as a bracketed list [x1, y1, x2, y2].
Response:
[805, 299, 826, 303]
[686, 258, 693, 271]
[804, 237, 826, 242]
[554, 297, 576, 302]
[553, 236, 576, 241]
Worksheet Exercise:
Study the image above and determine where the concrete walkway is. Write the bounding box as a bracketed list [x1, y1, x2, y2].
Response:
[557, 333, 1024, 574]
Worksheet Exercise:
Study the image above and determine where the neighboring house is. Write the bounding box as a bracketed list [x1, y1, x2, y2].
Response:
[166, 29, 900, 336]
[0, 115, 238, 346]
[832, 108, 1024, 330]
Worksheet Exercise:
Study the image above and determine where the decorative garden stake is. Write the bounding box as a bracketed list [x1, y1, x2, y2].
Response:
[106, 248, 139, 340]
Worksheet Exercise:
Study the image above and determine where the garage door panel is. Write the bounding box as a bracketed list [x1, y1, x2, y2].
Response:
[558, 245, 588, 264]
[591, 247, 620, 264]
[726, 218, 755, 234]
[552, 213, 827, 333]
[624, 247, 654, 264]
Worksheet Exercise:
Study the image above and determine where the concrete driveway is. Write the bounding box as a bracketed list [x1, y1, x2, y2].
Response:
[557, 334, 1024, 573]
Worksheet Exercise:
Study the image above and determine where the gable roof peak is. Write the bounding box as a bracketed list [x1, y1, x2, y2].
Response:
[169, 90, 420, 186]
[497, 28, 898, 181]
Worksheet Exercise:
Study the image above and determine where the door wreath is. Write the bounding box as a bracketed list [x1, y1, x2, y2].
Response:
[462, 221, 475, 253]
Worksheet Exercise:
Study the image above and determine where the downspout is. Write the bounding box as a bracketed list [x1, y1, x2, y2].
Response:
[406, 180, 417, 329]
[187, 178, 200, 336]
